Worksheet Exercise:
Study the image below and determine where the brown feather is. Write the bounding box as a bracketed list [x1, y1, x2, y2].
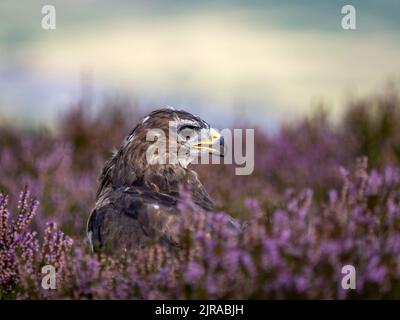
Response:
[87, 109, 216, 253]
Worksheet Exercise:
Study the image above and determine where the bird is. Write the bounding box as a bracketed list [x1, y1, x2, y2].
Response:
[87, 108, 228, 253]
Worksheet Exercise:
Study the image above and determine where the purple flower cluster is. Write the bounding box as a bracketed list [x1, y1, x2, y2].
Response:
[1, 158, 400, 299]
[1, 90, 400, 299]
[0, 188, 72, 298]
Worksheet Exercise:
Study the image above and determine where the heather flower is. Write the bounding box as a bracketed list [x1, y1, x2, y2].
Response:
[2, 92, 400, 299]
[0, 188, 72, 297]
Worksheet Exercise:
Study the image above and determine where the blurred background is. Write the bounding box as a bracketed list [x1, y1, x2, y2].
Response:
[1, 0, 400, 130]
[3, 1, 400, 299]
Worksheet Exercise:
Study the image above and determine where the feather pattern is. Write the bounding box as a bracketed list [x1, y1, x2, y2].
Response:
[87, 108, 218, 253]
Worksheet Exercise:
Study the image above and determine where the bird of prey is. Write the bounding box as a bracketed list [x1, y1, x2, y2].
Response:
[87, 108, 227, 253]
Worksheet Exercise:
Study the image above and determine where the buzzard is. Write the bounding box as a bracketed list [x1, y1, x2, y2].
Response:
[87, 108, 228, 253]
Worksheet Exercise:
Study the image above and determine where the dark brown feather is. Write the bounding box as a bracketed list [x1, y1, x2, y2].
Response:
[87, 108, 216, 253]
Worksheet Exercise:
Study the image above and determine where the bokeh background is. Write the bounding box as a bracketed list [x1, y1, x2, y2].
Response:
[2, 1, 400, 299]
[1, 0, 400, 129]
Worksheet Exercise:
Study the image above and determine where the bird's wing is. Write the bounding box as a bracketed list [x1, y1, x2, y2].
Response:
[87, 186, 182, 253]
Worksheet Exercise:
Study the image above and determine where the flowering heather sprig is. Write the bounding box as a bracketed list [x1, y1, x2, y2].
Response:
[0, 188, 72, 297]
[42, 222, 73, 270]
[0, 194, 11, 245]
[14, 188, 39, 234]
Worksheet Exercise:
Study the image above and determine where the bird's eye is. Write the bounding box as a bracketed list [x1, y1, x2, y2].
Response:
[179, 125, 198, 141]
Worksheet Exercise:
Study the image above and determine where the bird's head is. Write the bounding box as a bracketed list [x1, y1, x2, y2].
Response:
[122, 108, 224, 168]
[97, 108, 224, 196]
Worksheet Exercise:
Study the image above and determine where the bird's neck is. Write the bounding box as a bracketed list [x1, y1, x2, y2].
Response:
[106, 156, 191, 194]
[98, 151, 214, 211]
[137, 165, 190, 194]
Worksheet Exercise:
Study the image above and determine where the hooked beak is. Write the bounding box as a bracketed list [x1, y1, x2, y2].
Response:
[191, 128, 225, 157]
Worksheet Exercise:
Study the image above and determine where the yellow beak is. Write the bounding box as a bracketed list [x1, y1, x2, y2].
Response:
[191, 128, 224, 157]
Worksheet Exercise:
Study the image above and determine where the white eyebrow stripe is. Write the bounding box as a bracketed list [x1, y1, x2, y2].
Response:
[142, 116, 150, 123]
[179, 119, 199, 127]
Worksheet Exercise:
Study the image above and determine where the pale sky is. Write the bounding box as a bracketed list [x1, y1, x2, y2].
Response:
[0, 1, 399, 129]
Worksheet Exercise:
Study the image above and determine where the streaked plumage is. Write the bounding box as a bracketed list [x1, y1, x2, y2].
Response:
[87, 108, 226, 253]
